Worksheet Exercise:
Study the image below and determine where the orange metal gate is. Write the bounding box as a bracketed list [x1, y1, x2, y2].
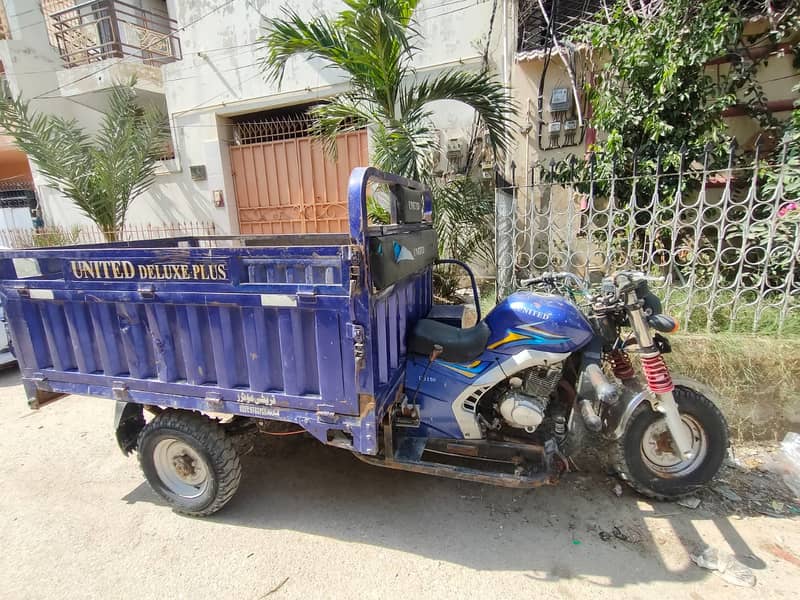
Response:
[230, 130, 368, 234]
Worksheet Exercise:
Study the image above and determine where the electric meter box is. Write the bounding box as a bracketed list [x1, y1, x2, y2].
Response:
[549, 88, 571, 113]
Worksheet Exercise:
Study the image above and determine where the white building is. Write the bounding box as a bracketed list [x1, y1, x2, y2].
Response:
[0, 0, 512, 236]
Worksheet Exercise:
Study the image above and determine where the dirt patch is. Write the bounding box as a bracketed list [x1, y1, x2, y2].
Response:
[696, 443, 800, 517]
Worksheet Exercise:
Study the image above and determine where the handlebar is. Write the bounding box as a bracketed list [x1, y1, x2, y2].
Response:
[521, 271, 589, 291]
[520, 270, 665, 297]
[611, 270, 665, 285]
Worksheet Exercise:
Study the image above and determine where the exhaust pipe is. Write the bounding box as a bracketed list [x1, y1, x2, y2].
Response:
[578, 398, 602, 432]
[584, 363, 619, 405]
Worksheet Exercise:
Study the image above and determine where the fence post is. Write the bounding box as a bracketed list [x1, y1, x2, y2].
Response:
[495, 182, 515, 301]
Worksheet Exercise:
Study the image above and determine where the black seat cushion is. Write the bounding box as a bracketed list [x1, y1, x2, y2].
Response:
[408, 319, 491, 363]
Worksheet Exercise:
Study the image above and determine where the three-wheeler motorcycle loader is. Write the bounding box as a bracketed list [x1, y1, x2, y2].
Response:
[0, 168, 727, 515]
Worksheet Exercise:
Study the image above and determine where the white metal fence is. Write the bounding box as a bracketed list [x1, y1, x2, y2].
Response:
[0, 221, 217, 248]
[497, 140, 800, 334]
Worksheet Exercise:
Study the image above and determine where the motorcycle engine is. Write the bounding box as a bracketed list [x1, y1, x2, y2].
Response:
[496, 365, 563, 433]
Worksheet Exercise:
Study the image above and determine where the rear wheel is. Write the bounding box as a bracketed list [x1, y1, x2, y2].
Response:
[137, 410, 241, 517]
[614, 385, 728, 500]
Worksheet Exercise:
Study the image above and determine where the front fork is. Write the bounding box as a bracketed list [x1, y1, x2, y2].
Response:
[627, 303, 694, 459]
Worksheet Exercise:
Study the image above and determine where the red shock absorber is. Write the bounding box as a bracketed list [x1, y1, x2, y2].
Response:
[640, 354, 675, 394]
[607, 349, 636, 381]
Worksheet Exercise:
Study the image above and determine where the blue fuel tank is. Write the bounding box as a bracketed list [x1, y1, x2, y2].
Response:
[483, 291, 595, 354]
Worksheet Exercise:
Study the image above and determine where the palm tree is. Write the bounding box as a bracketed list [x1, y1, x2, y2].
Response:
[0, 79, 168, 241]
[259, 0, 514, 267]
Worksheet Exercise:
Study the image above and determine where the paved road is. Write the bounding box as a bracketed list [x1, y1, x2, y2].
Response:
[1, 367, 799, 599]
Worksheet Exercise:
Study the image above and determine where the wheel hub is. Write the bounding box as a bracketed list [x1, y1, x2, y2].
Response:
[172, 454, 196, 479]
[153, 438, 210, 498]
[641, 414, 708, 476]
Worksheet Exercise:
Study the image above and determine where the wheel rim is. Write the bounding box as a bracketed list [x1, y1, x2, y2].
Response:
[152, 438, 210, 499]
[640, 414, 708, 476]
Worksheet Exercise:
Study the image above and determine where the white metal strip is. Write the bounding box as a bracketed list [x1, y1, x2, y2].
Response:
[12, 258, 41, 278]
[29, 289, 55, 300]
[260, 294, 297, 307]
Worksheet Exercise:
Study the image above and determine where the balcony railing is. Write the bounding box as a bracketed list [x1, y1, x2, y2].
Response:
[49, 0, 181, 68]
[517, 0, 603, 54]
[517, 0, 783, 55]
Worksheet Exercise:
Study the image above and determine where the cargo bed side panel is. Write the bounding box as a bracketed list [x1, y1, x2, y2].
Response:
[0, 245, 358, 419]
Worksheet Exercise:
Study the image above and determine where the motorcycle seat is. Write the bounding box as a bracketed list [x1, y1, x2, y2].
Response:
[408, 319, 491, 363]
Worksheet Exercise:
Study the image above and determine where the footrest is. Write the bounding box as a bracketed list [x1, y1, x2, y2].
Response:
[394, 415, 421, 428]
[357, 437, 563, 488]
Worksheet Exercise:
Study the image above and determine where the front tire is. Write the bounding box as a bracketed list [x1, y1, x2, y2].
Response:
[614, 385, 728, 500]
[137, 410, 242, 517]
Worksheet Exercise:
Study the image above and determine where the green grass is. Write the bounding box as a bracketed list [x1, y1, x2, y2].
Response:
[660, 287, 800, 336]
[479, 281, 498, 318]
[667, 334, 800, 440]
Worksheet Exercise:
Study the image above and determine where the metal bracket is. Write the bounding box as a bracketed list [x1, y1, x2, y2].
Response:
[346, 323, 365, 341]
[346, 323, 366, 371]
[111, 380, 129, 401]
[32, 372, 52, 392]
[138, 284, 155, 300]
[205, 392, 223, 411]
[348, 250, 362, 296]
[317, 409, 337, 424]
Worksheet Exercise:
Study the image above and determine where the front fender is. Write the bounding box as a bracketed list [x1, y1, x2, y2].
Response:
[602, 375, 720, 439]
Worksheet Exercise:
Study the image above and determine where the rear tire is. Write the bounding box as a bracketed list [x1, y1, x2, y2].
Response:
[137, 410, 242, 517]
[614, 385, 728, 500]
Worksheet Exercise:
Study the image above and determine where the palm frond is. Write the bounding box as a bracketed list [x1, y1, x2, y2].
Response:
[309, 96, 376, 158]
[431, 176, 495, 265]
[342, 0, 422, 27]
[371, 110, 439, 181]
[95, 83, 167, 228]
[339, 0, 420, 57]
[259, 8, 352, 87]
[400, 69, 516, 159]
[0, 79, 167, 237]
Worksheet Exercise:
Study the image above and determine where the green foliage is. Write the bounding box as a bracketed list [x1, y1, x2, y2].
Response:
[31, 226, 83, 248]
[764, 85, 800, 202]
[259, 0, 513, 182]
[547, 1, 800, 300]
[740, 87, 800, 288]
[571, 0, 798, 189]
[365, 194, 391, 224]
[430, 176, 494, 266]
[664, 288, 800, 336]
[0, 80, 168, 241]
[579, 1, 740, 160]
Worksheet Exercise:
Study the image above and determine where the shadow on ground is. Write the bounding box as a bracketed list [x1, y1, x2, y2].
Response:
[122, 433, 788, 588]
[0, 364, 20, 388]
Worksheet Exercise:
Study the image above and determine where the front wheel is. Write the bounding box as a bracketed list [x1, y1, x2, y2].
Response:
[614, 385, 728, 500]
[137, 410, 242, 516]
